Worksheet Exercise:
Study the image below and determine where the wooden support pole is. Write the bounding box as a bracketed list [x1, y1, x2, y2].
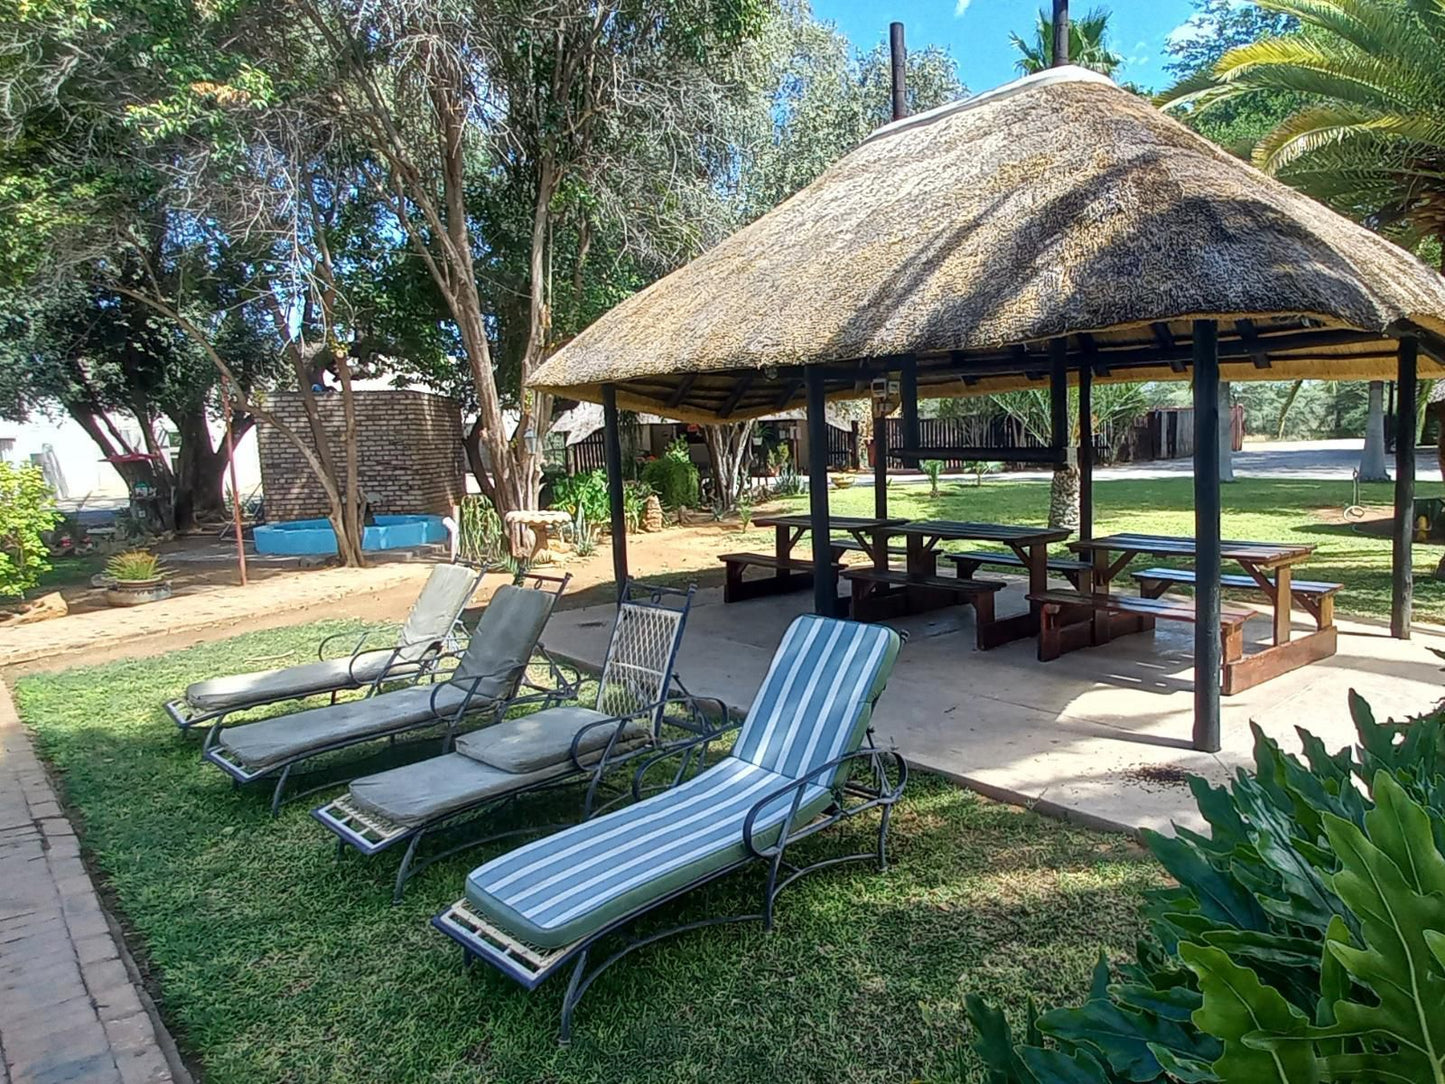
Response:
[602, 384, 629, 599]
[1078, 360, 1093, 539]
[1049, 338, 1068, 457]
[900, 357, 919, 467]
[805, 366, 836, 616]
[1392, 336, 1418, 639]
[1192, 320, 1222, 754]
[874, 406, 889, 520]
[1052, 0, 1070, 66]
[889, 23, 907, 121]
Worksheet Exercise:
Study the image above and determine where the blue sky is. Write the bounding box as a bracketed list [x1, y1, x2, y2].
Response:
[811, 0, 1200, 93]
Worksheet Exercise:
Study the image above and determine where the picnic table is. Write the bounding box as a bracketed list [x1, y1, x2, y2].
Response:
[718, 515, 904, 604]
[1034, 532, 1340, 693]
[842, 519, 1071, 648]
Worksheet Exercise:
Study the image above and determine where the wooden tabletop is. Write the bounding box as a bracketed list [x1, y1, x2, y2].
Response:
[753, 515, 907, 531]
[1070, 532, 1315, 565]
[882, 519, 1073, 545]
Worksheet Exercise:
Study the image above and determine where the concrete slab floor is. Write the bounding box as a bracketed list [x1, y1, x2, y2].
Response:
[540, 580, 1445, 837]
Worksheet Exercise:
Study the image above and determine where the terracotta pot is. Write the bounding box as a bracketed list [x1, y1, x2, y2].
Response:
[104, 578, 173, 607]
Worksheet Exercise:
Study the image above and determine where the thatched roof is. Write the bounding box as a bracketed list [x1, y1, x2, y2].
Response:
[529, 67, 1445, 425]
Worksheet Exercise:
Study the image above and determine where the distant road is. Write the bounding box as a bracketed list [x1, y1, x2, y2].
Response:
[876, 438, 1442, 486]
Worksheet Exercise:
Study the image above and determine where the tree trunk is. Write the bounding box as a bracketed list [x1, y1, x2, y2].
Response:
[1359, 381, 1390, 482]
[1275, 380, 1303, 440]
[702, 422, 756, 511]
[1048, 465, 1080, 530]
[1218, 382, 1235, 483]
[170, 404, 241, 532]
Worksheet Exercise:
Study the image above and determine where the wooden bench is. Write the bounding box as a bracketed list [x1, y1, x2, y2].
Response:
[718, 551, 842, 604]
[1027, 589, 1253, 665]
[831, 539, 909, 560]
[843, 567, 1005, 647]
[1130, 567, 1340, 629]
[946, 550, 1092, 589]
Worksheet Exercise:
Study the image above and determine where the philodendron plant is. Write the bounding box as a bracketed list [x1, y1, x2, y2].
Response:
[963, 692, 1445, 1084]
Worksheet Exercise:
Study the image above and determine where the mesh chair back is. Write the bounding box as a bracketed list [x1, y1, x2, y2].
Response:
[395, 563, 482, 661]
[592, 582, 694, 731]
[732, 615, 900, 785]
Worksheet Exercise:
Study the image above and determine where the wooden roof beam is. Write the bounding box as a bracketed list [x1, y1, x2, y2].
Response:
[665, 373, 698, 408]
[1152, 322, 1187, 372]
[717, 371, 757, 417]
[1235, 318, 1271, 369]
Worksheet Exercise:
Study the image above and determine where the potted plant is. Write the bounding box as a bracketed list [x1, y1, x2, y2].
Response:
[102, 550, 172, 607]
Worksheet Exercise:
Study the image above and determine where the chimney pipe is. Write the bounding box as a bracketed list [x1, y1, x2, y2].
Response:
[1052, 0, 1070, 67]
[889, 22, 907, 121]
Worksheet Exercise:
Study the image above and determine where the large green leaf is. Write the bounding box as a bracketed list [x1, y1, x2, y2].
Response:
[1178, 943, 1317, 1084]
[964, 994, 1039, 1084]
[1019, 1047, 1112, 1084]
[1307, 774, 1445, 1083]
[1142, 832, 1269, 932]
[1037, 998, 1207, 1081]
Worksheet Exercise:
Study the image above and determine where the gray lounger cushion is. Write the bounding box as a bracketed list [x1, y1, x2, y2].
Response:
[346, 710, 650, 827]
[215, 582, 558, 771]
[184, 562, 478, 713]
[455, 706, 640, 774]
[217, 684, 470, 770]
[185, 652, 404, 713]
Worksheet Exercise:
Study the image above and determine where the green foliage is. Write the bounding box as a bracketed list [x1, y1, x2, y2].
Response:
[457, 496, 508, 566]
[737, 490, 753, 529]
[0, 461, 60, 599]
[623, 480, 652, 534]
[551, 469, 611, 528]
[104, 549, 165, 583]
[996, 383, 1149, 452]
[962, 693, 1445, 1083]
[642, 442, 700, 510]
[771, 459, 804, 498]
[1158, 0, 1445, 248]
[921, 459, 944, 498]
[571, 505, 598, 557]
[1009, 7, 1123, 76]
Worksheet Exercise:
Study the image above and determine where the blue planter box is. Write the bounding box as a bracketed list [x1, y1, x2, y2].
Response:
[253, 515, 448, 556]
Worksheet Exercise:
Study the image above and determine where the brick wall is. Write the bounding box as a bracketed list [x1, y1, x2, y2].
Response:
[258, 390, 466, 521]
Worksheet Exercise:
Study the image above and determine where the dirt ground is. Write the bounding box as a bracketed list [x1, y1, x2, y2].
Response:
[0, 516, 754, 678]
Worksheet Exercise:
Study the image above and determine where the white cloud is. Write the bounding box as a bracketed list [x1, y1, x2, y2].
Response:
[954, 0, 972, 15]
[1164, 16, 1211, 48]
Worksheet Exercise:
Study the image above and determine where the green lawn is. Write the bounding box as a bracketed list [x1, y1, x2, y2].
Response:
[750, 474, 1445, 625]
[14, 622, 1163, 1084]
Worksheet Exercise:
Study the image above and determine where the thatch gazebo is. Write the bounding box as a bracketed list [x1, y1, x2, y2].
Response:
[529, 63, 1445, 752]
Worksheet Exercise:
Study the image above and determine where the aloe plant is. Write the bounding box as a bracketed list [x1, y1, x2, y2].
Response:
[963, 694, 1445, 1083]
[105, 549, 166, 583]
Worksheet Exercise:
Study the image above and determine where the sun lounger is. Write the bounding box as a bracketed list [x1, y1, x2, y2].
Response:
[431, 613, 906, 1041]
[313, 580, 718, 902]
[202, 575, 573, 814]
[165, 562, 485, 730]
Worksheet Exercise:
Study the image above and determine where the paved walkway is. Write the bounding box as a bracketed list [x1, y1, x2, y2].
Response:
[0, 683, 178, 1084]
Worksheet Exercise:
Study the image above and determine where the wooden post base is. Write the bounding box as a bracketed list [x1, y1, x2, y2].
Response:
[1222, 626, 1337, 695]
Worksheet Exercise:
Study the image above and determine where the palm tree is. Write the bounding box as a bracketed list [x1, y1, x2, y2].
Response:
[996, 382, 1148, 529]
[1010, 8, 1123, 76]
[1158, 0, 1445, 249]
[1158, 0, 1445, 480]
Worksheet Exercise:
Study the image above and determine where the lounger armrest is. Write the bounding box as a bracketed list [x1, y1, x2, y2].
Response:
[669, 675, 729, 730]
[519, 645, 582, 703]
[351, 641, 441, 692]
[428, 669, 500, 722]
[317, 629, 376, 662]
[630, 720, 740, 801]
[567, 702, 667, 773]
[741, 746, 908, 861]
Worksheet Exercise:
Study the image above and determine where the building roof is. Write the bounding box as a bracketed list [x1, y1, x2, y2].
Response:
[529, 67, 1445, 424]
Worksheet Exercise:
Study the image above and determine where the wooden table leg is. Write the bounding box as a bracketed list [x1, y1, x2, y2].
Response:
[1272, 564, 1293, 646]
[1091, 548, 1114, 644]
[774, 524, 791, 587]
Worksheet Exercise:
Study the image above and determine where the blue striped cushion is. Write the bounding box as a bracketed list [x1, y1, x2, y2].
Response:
[732, 616, 899, 782]
[464, 758, 830, 948]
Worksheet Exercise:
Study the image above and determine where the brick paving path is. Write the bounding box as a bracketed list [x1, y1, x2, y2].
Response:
[0, 682, 179, 1084]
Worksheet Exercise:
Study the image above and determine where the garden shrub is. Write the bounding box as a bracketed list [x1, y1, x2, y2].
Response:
[963, 692, 1445, 1083]
[641, 439, 699, 510]
[551, 469, 610, 527]
[0, 462, 60, 599]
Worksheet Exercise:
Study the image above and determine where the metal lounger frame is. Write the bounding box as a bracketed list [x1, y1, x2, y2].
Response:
[164, 561, 494, 730]
[431, 729, 907, 1043]
[202, 572, 576, 816]
[312, 578, 711, 901]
